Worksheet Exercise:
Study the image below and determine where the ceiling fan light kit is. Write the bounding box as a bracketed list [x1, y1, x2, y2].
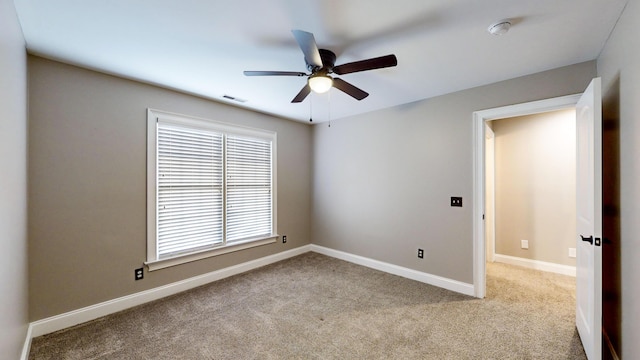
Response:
[244, 29, 398, 103]
[308, 74, 333, 93]
[488, 20, 512, 35]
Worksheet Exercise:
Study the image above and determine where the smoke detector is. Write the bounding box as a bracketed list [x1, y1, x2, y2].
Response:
[488, 20, 512, 35]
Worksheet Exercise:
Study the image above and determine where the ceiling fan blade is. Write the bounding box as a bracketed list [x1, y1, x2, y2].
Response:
[291, 84, 311, 103]
[244, 71, 306, 77]
[291, 29, 323, 68]
[333, 54, 398, 75]
[332, 78, 369, 100]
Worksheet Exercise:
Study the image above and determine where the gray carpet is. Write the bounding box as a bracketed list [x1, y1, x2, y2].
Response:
[29, 252, 586, 359]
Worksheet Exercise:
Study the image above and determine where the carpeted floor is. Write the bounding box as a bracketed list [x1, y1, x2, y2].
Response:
[29, 252, 586, 359]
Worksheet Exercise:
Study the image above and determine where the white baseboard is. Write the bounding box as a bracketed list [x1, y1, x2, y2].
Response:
[29, 245, 311, 338]
[310, 245, 475, 296]
[493, 254, 576, 277]
[20, 324, 33, 360]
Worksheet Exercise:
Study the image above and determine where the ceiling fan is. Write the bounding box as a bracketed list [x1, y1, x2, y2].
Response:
[244, 30, 398, 103]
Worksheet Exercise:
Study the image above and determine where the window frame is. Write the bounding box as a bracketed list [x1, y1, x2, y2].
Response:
[146, 109, 277, 271]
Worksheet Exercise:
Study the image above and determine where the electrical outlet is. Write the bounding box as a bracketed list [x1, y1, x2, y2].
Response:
[521, 240, 529, 249]
[569, 248, 576, 258]
[282, 235, 287, 243]
[418, 249, 424, 259]
[451, 197, 462, 207]
[135, 268, 144, 281]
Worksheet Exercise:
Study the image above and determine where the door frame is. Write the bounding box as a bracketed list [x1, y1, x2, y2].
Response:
[472, 94, 582, 298]
[485, 124, 495, 263]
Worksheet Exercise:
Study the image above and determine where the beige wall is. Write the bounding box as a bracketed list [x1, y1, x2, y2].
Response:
[312, 61, 595, 283]
[492, 110, 576, 266]
[597, 0, 640, 357]
[0, 0, 29, 357]
[28, 56, 313, 321]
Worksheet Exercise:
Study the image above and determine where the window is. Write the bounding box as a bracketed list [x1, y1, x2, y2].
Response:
[146, 109, 277, 270]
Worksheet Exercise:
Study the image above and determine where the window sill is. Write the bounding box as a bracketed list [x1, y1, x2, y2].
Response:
[145, 235, 278, 271]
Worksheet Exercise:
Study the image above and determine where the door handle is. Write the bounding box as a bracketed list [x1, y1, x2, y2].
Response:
[580, 235, 593, 244]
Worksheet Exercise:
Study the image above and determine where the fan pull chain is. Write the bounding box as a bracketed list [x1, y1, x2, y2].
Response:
[309, 93, 313, 123]
[328, 90, 331, 128]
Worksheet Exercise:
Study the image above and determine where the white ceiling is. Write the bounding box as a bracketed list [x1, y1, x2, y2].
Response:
[14, 0, 627, 123]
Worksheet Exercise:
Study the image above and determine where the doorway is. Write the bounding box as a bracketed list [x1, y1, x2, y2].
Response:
[472, 94, 582, 298]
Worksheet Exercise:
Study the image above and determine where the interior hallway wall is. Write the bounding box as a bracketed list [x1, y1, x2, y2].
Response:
[492, 110, 577, 267]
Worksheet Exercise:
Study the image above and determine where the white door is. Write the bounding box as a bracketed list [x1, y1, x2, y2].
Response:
[575, 77, 602, 360]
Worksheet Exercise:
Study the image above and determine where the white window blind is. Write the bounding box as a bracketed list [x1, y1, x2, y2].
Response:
[147, 109, 277, 269]
[157, 123, 224, 258]
[226, 135, 272, 242]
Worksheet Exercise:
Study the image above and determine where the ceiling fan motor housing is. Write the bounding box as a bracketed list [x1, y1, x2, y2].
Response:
[308, 49, 337, 73]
